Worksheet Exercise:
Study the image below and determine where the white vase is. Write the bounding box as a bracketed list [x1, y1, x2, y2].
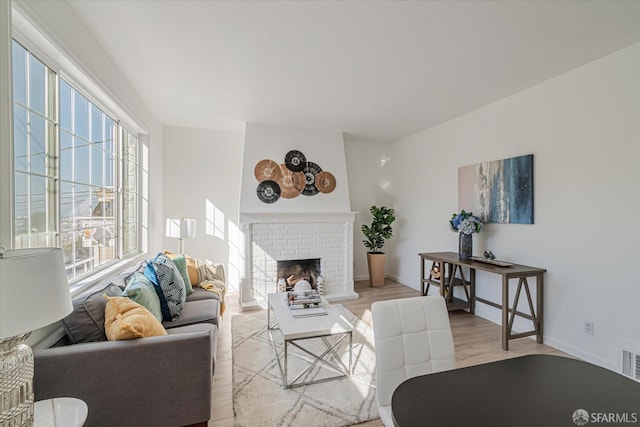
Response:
[277, 278, 286, 293]
[316, 276, 325, 295]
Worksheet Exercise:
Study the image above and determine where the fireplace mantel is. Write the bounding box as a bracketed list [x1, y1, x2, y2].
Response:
[240, 212, 356, 224]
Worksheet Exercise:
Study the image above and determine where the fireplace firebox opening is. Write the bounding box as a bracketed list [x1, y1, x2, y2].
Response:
[277, 258, 321, 291]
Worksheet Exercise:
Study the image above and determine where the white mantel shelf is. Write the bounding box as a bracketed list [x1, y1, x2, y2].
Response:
[240, 212, 357, 224]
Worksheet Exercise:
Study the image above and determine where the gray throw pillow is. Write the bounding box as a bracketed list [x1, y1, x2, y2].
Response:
[61, 283, 123, 343]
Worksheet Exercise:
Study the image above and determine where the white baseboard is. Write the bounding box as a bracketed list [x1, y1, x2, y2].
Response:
[473, 301, 616, 371]
[355, 274, 419, 290]
[386, 274, 418, 290]
[543, 336, 616, 371]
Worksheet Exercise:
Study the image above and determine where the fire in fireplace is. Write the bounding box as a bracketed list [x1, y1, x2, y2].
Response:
[277, 258, 321, 290]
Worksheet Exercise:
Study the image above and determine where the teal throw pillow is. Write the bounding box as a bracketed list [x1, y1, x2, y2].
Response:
[170, 254, 193, 295]
[122, 272, 163, 322]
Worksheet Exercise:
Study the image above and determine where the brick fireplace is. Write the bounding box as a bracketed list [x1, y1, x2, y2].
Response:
[239, 212, 357, 308]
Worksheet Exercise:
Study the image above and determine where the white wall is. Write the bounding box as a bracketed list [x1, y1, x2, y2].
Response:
[344, 138, 395, 280]
[162, 125, 244, 289]
[386, 43, 640, 370]
[240, 122, 351, 214]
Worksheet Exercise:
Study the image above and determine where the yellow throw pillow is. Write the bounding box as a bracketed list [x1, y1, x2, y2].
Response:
[104, 295, 167, 341]
[184, 255, 200, 286]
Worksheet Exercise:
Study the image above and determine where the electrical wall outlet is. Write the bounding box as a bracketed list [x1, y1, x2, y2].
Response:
[584, 321, 594, 335]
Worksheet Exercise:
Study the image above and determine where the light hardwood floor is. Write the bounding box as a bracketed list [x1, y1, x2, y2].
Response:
[209, 279, 568, 427]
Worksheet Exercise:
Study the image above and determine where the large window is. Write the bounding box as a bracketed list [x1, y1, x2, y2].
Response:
[12, 40, 143, 281]
[58, 78, 117, 274]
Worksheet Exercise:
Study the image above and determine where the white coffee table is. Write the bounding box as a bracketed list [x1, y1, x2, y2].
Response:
[267, 293, 353, 388]
[34, 397, 88, 427]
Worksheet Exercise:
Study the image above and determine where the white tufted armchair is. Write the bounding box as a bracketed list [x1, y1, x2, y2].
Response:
[371, 296, 456, 427]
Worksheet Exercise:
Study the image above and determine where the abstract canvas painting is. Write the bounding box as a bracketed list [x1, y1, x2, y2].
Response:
[458, 154, 534, 224]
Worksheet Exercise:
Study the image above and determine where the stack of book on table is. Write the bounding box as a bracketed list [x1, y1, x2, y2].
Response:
[287, 290, 327, 318]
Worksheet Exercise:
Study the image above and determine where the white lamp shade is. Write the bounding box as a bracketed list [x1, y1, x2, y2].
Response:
[0, 248, 73, 339]
[166, 218, 197, 238]
[181, 219, 196, 238]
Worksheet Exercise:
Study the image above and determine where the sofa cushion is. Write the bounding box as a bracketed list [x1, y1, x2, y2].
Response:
[186, 286, 219, 302]
[163, 299, 219, 329]
[164, 252, 193, 295]
[104, 295, 167, 340]
[61, 283, 123, 344]
[144, 253, 187, 321]
[122, 272, 163, 322]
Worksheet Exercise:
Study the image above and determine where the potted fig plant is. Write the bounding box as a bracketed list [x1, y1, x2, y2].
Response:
[361, 206, 396, 287]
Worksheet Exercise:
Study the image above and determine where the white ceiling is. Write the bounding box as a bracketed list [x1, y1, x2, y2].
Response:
[67, 0, 640, 142]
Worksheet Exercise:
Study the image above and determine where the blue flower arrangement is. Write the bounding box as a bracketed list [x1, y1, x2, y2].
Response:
[450, 210, 483, 235]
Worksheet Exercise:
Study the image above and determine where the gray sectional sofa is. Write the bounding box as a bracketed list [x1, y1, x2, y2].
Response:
[32, 263, 221, 427]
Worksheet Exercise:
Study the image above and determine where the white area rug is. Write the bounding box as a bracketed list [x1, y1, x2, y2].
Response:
[232, 305, 379, 427]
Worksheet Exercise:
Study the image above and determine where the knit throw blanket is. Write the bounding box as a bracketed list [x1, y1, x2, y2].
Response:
[197, 262, 227, 316]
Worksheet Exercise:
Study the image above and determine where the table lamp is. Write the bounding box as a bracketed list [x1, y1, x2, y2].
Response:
[165, 218, 197, 254]
[0, 247, 73, 426]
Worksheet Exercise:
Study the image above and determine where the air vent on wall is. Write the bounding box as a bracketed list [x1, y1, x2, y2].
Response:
[620, 344, 640, 382]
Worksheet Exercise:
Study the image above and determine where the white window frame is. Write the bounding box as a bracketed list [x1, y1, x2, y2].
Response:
[7, 5, 148, 284]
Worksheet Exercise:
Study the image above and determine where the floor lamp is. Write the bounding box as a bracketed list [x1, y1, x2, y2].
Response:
[166, 218, 197, 254]
[0, 247, 73, 426]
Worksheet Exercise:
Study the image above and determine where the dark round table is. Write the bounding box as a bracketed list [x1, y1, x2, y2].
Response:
[392, 355, 640, 427]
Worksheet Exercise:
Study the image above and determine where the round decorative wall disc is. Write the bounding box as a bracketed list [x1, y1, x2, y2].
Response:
[301, 162, 322, 196]
[277, 164, 305, 199]
[315, 171, 336, 193]
[254, 159, 282, 182]
[284, 150, 307, 172]
[256, 180, 281, 204]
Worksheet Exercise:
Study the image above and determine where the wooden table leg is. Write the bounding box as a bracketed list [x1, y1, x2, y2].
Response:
[470, 268, 476, 314]
[440, 262, 446, 298]
[502, 276, 509, 350]
[537, 274, 544, 343]
[420, 256, 426, 296]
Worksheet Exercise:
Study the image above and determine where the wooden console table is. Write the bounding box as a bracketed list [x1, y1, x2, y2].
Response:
[419, 251, 545, 350]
